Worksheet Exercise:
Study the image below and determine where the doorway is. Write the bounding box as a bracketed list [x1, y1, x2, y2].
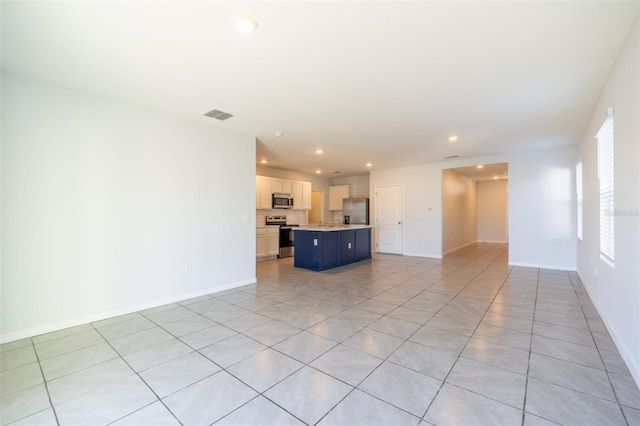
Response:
[441, 163, 508, 255]
[309, 190, 324, 224]
[375, 185, 403, 254]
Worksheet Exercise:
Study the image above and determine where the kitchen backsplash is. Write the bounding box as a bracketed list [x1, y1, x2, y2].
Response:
[256, 209, 308, 227]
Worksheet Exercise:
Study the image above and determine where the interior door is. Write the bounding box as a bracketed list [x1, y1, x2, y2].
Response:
[375, 185, 403, 254]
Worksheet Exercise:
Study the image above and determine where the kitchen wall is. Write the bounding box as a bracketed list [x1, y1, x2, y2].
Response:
[442, 169, 477, 254]
[329, 174, 371, 223]
[576, 16, 639, 386]
[1, 72, 257, 342]
[477, 180, 508, 243]
[331, 175, 370, 198]
[369, 145, 576, 267]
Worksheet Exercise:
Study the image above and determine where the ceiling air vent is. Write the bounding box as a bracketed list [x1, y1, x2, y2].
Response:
[204, 109, 234, 121]
[444, 155, 460, 159]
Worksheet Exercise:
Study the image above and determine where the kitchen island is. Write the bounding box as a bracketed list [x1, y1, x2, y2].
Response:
[293, 225, 372, 271]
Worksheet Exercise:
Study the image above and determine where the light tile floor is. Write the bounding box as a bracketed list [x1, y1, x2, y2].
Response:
[1, 243, 639, 425]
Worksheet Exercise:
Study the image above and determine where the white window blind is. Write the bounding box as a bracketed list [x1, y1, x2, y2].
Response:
[576, 161, 583, 241]
[597, 110, 614, 263]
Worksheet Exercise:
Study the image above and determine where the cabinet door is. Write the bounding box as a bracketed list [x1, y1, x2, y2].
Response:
[256, 229, 267, 257]
[281, 179, 293, 194]
[272, 178, 282, 194]
[339, 230, 356, 264]
[329, 185, 349, 210]
[355, 228, 372, 260]
[302, 182, 312, 210]
[292, 181, 303, 210]
[259, 177, 273, 209]
[321, 232, 340, 269]
[267, 228, 280, 256]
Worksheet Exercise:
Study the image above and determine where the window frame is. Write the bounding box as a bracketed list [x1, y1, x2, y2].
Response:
[597, 108, 614, 264]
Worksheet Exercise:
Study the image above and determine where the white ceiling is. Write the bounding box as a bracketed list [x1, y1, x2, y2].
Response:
[2, 2, 638, 177]
[447, 162, 508, 181]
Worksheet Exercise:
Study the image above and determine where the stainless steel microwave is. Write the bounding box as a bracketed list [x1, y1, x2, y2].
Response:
[272, 192, 294, 209]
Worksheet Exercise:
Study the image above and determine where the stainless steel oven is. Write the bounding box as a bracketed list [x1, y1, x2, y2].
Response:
[278, 225, 298, 258]
[265, 215, 299, 258]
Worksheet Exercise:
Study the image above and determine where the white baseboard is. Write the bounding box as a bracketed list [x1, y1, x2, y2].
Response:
[477, 240, 508, 244]
[577, 271, 640, 390]
[443, 240, 477, 256]
[403, 252, 443, 259]
[0, 278, 257, 344]
[508, 261, 577, 272]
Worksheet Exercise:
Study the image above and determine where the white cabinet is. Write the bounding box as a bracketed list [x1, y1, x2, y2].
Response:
[291, 181, 312, 210]
[267, 227, 280, 256]
[280, 179, 293, 194]
[329, 185, 349, 211]
[271, 178, 282, 194]
[256, 175, 311, 210]
[256, 228, 267, 257]
[302, 182, 312, 210]
[257, 227, 279, 258]
[257, 176, 273, 209]
[292, 181, 303, 210]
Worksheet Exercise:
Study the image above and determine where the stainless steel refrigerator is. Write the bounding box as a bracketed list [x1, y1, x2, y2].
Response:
[343, 198, 370, 225]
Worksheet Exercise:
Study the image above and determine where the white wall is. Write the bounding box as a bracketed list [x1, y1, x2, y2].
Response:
[370, 145, 576, 268]
[442, 169, 477, 254]
[1, 73, 257, 342]
[576, 16, 640, 386]
[331, 175, 370, 198]
[477, 180, 508, 243]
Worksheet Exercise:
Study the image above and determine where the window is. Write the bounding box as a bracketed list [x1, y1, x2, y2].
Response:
[597, 108, 614, 263]
[576, 160, 583, 241]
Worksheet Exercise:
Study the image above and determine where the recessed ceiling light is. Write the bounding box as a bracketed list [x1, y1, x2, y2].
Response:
[260, 159, 267, 164]
[315, 149, 323, 154]
[448, 135, 458, 142]
[236, 16, 259, 33]
[274, 132, 284, 137]
[366, 163, 372, 167]
[477, 165, 484, 169]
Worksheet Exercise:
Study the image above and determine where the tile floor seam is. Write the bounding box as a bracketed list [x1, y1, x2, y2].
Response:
[29, 337, 61, 426]
[521, 267, 541, 426]
[90, 322, 184, 426]
[6, 245, 637, 426]
[568, 272, 631, 426]
[410, 246, 516, 420]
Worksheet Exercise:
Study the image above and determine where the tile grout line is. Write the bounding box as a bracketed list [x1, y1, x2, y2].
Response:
[420, 245, 520, 421]
[519, 266, 541, 426]
[30, 337, 62, 426]
[568, 272, 631, 426]
[90, 323, 186, 426]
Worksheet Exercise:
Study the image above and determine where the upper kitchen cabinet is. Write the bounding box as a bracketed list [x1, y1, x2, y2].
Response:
[292, 181, 312, 210]
[329, 185, 349, 211]
[257, 176, 273, 209]
[256, 175, 312, 210]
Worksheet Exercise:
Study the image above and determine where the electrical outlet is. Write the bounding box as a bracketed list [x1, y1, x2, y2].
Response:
[185, 262, 192, 272]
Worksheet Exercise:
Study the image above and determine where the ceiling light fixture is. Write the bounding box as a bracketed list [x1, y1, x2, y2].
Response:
[315, 149, 323, 154]
[274, 132, 284, 137]
[236, 16, 259, 33]
[448, 135, 458, 142]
